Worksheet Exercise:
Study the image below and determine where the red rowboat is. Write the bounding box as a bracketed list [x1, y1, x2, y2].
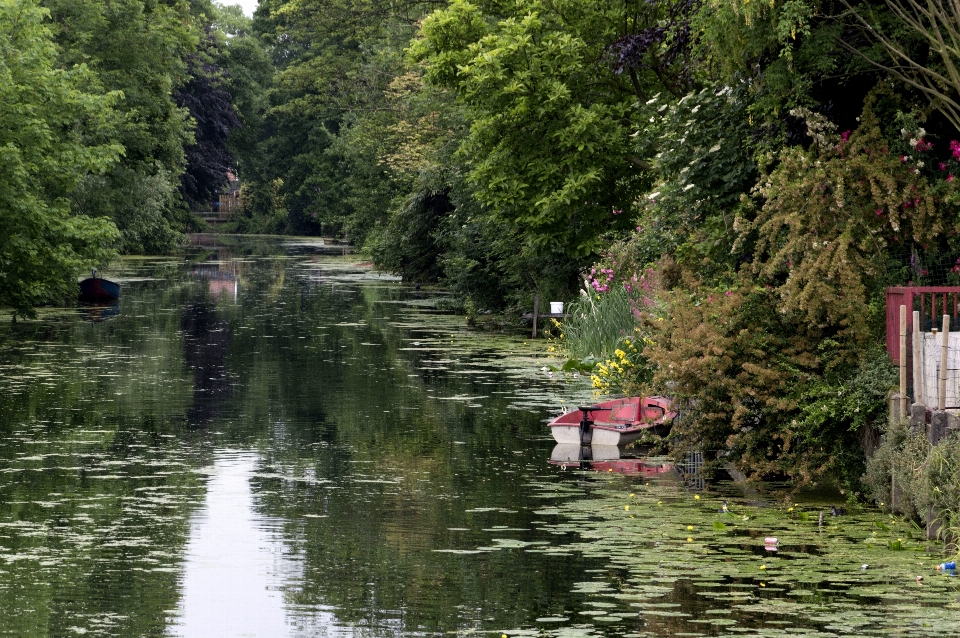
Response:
[548, 396, 676, 446]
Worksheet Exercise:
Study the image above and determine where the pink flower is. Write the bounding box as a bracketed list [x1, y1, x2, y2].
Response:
[949, 174, 956, 183]
[915, 138, 934, 152]
[951, 140, 960, 160]
[941, 162, 948, 171]
[841, 130, 851, 142]
[900, 155, 908, 163]
[725, 290, 732, 296]
[876, 208, 883, 216]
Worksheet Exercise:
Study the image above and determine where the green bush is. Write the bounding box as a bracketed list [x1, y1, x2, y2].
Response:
[865, 420, 960, 551]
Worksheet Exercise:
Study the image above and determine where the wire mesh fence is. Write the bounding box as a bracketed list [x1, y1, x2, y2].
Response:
[892, 305, 960, 410]
[881, 250, 960, 289]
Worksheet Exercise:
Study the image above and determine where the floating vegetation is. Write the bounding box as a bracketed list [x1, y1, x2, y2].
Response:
[511, 475, 960, 636]
[6, 237, 953, 637]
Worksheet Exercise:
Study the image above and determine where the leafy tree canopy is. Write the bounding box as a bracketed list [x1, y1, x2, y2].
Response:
[0, 0, 122, 316]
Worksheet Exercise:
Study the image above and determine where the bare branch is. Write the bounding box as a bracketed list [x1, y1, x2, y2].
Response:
[839, 0, 960, 131]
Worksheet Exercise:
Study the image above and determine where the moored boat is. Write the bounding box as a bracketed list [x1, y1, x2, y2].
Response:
[548, 396, 676, 446]
[79, 271, 120, 303]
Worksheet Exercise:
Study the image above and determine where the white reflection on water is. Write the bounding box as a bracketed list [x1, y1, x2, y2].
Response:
[169, 452, 344, 638]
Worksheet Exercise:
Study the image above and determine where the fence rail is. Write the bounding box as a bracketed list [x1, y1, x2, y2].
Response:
[886, 287, 960, 364]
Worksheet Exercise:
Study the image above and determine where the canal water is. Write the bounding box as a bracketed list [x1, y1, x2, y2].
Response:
[0, 236, 958, 637]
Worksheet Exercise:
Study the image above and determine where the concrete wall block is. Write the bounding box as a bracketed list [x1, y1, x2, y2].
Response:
[890, 393, 903, 426]
[930, 410, 949, 446]
[910, 403, 927, 432]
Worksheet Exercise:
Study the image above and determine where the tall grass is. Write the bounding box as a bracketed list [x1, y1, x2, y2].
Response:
[560, 286, 637, 361]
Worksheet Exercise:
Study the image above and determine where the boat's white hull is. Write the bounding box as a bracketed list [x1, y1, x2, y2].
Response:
[551, 443, 622, 462]
[550, 424, 645, 446]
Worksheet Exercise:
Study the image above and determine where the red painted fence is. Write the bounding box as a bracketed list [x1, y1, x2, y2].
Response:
[886, 287, 960, 363]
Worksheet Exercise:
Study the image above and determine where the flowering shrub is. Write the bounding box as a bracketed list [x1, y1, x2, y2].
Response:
[561, 249, 670, 394]
[642, 276, 895, 486]
[590, 337, 652, 396]
[740, 100, 958, 350]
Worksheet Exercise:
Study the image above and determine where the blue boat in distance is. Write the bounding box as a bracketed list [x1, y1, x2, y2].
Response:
[79, 270, 120, 303]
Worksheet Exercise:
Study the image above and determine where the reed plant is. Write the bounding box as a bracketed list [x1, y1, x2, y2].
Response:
[560, 285, 637, 361]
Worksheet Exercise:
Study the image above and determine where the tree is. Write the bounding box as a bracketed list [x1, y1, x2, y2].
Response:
[175, 28, 242, 208]
[410, 0, 695, 259]
[841, 0, 960, 132]
[41, 0, 204, 253]
[0, 0, 122, 317]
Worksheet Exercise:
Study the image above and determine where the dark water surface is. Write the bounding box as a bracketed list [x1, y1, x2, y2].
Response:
[1, 236, 959, 637]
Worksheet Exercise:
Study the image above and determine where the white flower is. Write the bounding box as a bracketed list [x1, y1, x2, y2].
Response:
[648, 191, 660, 200]
[683, 184, 695, 191]
[910, 138, 918, 147]
[708, 143, 721, 152]
[917, 160, 924, 168]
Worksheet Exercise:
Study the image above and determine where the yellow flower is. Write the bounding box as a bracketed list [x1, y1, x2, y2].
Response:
[694, 495, 700, 500]
[759, 565, 766, 570]
[687, 537, 693, 542]
[687, 525, 693, 530]
[624, 505, 630, 511]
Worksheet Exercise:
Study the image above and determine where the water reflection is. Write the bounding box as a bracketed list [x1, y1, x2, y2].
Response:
[180, 301, 232, 426]
[550, 444, 676, 477]
[169, 453, 341, 638]
[189, 256, 238, 301]
[79, 300, 121, 323]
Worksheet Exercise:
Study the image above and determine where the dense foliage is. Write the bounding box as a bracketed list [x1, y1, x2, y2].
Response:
[0, 0, 122, 316]
[9, 0, 960, 506]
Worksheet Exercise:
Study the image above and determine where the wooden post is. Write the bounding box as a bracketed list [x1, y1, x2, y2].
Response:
[913, 310, 924, 406]
[531, 294, 539, 339]
[939, 314, 950, 411]
[900, 305, 908, 418]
